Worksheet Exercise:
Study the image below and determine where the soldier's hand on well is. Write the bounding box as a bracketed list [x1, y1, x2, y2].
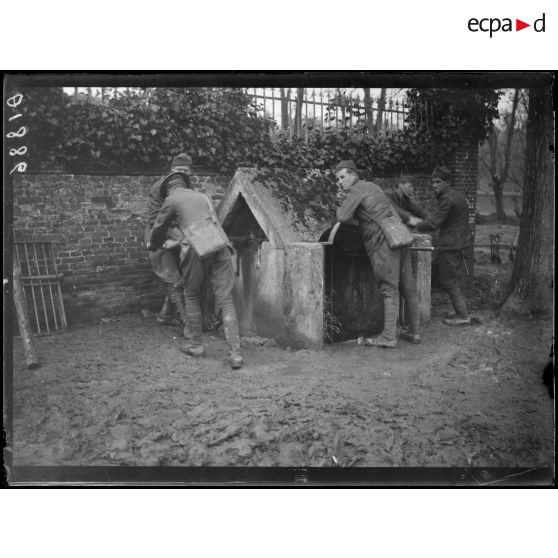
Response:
[163, 239, 179, 249]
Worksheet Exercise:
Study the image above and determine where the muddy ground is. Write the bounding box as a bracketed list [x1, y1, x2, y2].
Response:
[11, 242, 554, 470]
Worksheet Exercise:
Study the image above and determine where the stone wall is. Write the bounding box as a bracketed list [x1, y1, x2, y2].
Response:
[12, 170, 230, 325]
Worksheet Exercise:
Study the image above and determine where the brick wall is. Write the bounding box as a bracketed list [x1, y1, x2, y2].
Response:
[449, 139, 479, 226]
[373, 139, 479, 227]
[12, 170, 230, 325]
[373, 140, 478, 275]
[11, 141, 478, 327]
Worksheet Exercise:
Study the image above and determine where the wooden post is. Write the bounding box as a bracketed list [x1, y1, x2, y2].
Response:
[411, 233, 432, 324]
[13, 259, 40, 369]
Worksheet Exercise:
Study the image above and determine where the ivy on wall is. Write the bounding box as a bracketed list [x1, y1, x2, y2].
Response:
[21, 87, 274, 173]
[20, 87, 500, 175]
[405, 88, 501, 155]
[254, 167, 341, 227]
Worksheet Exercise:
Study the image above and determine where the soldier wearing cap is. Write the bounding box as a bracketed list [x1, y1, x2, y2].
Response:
[147, 166, 244, 369]
[414, 166, 473, 326]
[145, 153, 193, 332]
[385, 175, 429, 229]
[335, 160, 421, 347]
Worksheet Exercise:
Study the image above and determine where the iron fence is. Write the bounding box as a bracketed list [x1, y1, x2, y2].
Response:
[246, 87, 409, 137]
[66, 86, 422, 137]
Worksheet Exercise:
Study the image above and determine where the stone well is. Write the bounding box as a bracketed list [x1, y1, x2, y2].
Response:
[218, 168, 431, 349]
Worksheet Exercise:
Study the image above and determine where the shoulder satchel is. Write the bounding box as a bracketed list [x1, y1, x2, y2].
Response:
[379, 214, 413, 249]
[182, 197, 229, 258]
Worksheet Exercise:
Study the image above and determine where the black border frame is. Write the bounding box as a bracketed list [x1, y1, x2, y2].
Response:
[3, 71, 555, 487]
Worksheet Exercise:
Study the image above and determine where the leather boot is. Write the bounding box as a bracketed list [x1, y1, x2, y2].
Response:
[444, 288, 471, 326]
[222, 305, 243, 369]
[407, 296, 420, 334]
[382, 296, 399, 341]
[365, 296, 399, 348]
[168, 285, 190, 338]
[158, 294, 172, 319]
[180, 344, 205, 357]
[182, 304, 204, 354]
[400, 329, 421, 344]
[400, 294, 421, 343]
[157, 293, 181, 326]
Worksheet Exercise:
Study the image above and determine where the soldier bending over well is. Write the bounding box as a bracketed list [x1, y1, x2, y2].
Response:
[335, 160, 419, 347]
[148, 171, 244, 369]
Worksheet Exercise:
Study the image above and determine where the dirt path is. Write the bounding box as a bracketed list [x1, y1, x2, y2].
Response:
[11, 295, 554, 468]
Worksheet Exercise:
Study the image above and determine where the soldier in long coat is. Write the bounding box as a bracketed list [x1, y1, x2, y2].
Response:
[415, 166, 473, 326]
[145, 153, 192, 332]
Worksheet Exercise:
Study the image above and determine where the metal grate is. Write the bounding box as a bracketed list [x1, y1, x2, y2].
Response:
[14, 240, 68, 335]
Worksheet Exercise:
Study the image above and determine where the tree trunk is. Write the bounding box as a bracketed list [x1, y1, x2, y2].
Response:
[363, 88, 373, 135]
[336, 88, 346, 128]
[501, 89, 519, 181]
[293, 87, 304, 136]
[280, 88, 290, 131]
[375, 88, 386, 135]
[503, 86, 554, 315]
[486, 127, 507, 221]
[492, 178, 507, 222]
[485, 89, 521, 222]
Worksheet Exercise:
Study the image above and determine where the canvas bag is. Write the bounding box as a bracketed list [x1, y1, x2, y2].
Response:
[182, 197, 229, 258]
[379, 214, 413, 249]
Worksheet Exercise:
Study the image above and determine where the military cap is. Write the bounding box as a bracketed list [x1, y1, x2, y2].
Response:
[397, 175, 414, 184]
[334, 160, 359, 174]
[171, 153, 193, 167]
[431, 166, 452, 182]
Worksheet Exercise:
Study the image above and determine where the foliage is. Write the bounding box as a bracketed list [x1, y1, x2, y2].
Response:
[247, 127, 459, 176]
[21, 87, 274, 173]
[20, 86, 502, 177]
[404, 88, 501, 159]
[254, 166, 341, 226]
